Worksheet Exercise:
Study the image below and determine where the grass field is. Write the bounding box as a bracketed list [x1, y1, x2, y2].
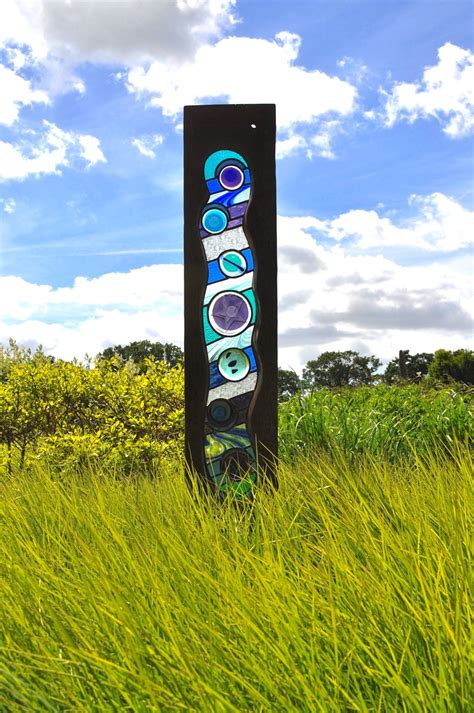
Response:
[279, 384, 472, 462]
[1, 437, 472, 711]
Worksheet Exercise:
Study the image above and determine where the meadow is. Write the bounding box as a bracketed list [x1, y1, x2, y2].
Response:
[0, 369, 473, 711]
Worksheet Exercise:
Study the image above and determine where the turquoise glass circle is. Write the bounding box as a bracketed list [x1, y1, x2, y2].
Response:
[218, 250, 247, 278]
[202, 207, 228, 234]
[217, 348, 250, 382]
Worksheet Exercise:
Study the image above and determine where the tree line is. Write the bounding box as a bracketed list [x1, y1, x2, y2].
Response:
[95, 341, 473, 396]
[278, 348, 474, 401]
[95, 341, 473, 394]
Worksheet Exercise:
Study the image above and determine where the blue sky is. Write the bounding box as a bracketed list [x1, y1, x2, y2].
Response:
[0, 0, 472, 370]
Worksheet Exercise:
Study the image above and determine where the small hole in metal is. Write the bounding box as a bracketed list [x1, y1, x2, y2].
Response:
[250, 123, 256, 129]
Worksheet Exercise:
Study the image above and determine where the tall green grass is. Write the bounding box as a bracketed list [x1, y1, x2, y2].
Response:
[279, 384, 473, 462]
[1, 447, 472, 711]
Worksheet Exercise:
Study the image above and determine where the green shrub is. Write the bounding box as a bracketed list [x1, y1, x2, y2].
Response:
[0, 353, 183, 475]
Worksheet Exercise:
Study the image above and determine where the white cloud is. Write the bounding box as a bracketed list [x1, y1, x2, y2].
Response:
[78, 135, 106, 167]
[310, 120, 343, 160]
[126, 32, 357, 144]
[0, 0, 47, 60]
[0, 5, 355, 161]
[277, 120, 345, 161]
[0, 121, 106, 180]
[0, 0, 237, 111]
[1, 198, 16, 214]
[276, 133, 307, 160]
[0, 0, 236, 65]
[0, 264, 184, 360]
[0, 62, 49, 126]
[131, 134, 164, 159]
[382, 42, 474, 137]
[0, 265, 183, 320]
[322, 192, 473, 252]
[276, 214, 473, 368]
[2, 201, 472, 369]
[1, 310, 184, 363]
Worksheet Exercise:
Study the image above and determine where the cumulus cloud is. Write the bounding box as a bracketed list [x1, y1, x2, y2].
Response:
[321, 192, 473, 252]
[0, 121, 106, 180]
[0, 264, 184, 360]
[2, 191, 473, 368]
[0, 0, 237, 121]
[0, 62, 49, 126]
[276, 119, 345, 160]
[310, 290, 472, 331]
[1, 265, 182, 318]
[41, 0, 236, 64]
[0, 4, 356, 161]
[2, 310, 184, 363]
[276, 133, 307, 160]
[131, 134, 164, 159]
[275, 206, 473, 367]
[382, 42, 474, 137]
[0, 0, 47, 60]
[310, 120, 344, 159]
[78, 135, 106, 167]
[0, 0, 237, 64]
[126, 32, 357, 143]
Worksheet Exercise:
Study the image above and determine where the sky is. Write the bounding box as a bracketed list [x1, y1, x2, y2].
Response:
[0, 0, 473, 372]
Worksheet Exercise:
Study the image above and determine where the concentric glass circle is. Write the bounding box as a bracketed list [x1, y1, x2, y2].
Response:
[218, 250, 248, 278]
[217, 348, 250, 382]
[202, 207, 228, 234]
[220, 448, 252, 481]
[207, 398, 234, 430]
[208, 291, 252, 336]
[219, 165, 244, 191]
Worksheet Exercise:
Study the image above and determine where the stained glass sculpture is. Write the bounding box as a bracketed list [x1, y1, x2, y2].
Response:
[184, 104, 277, 499]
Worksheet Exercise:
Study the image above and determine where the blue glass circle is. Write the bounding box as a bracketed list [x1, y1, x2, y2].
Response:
[202, 207, 228, 234]
[207, 398, 234, 430]
[219, 165, 244, 190]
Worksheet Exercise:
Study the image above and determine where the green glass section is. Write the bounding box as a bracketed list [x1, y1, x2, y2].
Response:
[242, 288, 257, 315]
[207, 445, 257, 499]
[204, 425, 251, 461]
[203, 312, 222, 345]
[219, 471, 257, 498]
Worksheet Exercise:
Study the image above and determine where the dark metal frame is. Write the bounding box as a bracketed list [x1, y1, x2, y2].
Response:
[184, 104, 278, 492]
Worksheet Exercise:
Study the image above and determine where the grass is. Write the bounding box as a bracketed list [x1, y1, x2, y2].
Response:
[1, 444, 472, 711]
[279, 384, 473, 462]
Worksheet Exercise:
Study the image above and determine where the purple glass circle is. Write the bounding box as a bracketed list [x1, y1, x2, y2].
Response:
[209, 292, 251, 335]
[219, 165, 244, 190]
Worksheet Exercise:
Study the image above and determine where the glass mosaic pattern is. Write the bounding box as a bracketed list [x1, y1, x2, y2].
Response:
[200, 149, 258, 496]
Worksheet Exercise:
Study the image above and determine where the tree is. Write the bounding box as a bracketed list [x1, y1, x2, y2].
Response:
[428, 349, 474, 384]
[278, 368, 301, 401]
[384, 351, 434, 384]
[99, 340, 183, 370]
[302, 350, 381, 390]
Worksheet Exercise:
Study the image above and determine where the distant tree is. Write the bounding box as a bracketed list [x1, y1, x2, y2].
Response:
[302, 350, 381, 390]
[99, 340, 183, 370]
[278, 368, 301, 401]
[384, 351, 434, 384]
[428, 349, 474, 384]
